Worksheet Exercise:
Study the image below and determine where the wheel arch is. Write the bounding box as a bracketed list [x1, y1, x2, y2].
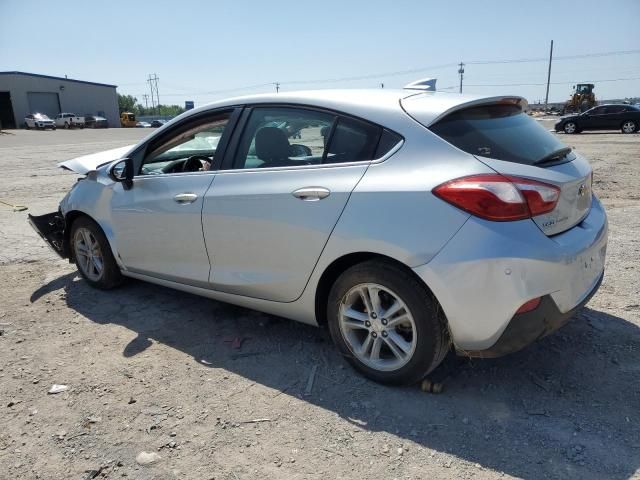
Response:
[314, 252, 441, 327]
[63, 210, 120, 265]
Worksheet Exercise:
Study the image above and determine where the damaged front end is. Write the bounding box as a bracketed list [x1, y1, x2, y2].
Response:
[28, 211, 68, 258]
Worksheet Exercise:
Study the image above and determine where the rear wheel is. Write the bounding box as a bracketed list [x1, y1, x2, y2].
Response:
[327, 260, 450, 385]
[563, 121, 578, 134]
[621, 120, 637, 134]
[64, 122, 69, 129]
[70, 217, 123, 289]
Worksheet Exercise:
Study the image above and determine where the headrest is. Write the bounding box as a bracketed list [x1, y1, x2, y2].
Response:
[255, 127, 290, 161]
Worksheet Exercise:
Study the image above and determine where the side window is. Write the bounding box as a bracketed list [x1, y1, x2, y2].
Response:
[589, 107, 606, 115]
[605, 105, 624, 114]
[375, 129, 403, 158]
[235, 107, 334, 169]
[140, 112, 231, 175]
[324, 117, 381, 164]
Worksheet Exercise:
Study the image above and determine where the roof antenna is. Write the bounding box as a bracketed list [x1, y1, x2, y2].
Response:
[404, 78, 437, 91]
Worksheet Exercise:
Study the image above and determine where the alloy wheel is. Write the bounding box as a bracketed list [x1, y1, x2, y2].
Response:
[564, 122, 576, 134]
[74, 227, 104, 281]
[338, 283, 417, 372]
[622, 121, 636, 134]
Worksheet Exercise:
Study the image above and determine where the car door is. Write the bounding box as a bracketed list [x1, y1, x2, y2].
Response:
[109, 108, 239, 286]
[202, 106, 387, 302]
[601, 105, 625, 129]
[581, 106, 608, 130]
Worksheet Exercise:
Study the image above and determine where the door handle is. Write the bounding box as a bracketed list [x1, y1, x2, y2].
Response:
[174, 193, 198, 204]
[292, 187, 331, 201]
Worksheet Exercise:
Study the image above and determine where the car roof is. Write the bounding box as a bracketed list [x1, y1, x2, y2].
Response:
[176, 89, 527, 127]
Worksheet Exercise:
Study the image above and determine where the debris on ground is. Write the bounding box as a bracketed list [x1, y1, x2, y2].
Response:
[48, 384, 69, 394]
[135, 451, 162, 466]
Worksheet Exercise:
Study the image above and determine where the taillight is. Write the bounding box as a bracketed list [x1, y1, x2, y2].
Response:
[433, 174, 560, 221]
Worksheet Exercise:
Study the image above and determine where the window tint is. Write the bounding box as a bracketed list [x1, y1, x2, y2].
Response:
[430, 104, 572, 166]
[325, 117, 380, 164]
[235, 107, 334, 169]
[605, 105, 624, 114]
[375, 129, 403, 158]
[140, 112, 231, 175]
[589, 107, 606, 115]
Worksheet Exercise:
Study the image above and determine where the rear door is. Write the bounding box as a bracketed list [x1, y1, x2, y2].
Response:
[402, 97, 593, 236]
[581, 106, 608, 129]
[601, 105, 625, 129]
[202, 106, 387, 301]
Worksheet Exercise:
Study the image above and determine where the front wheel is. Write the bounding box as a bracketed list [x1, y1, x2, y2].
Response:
[327, 260, 450, 385]
[564, 121, 578, 134]
[621, 120, 637, 134]
[70, 217, 123, 289]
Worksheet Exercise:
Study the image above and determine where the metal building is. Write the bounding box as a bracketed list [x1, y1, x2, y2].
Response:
[0, 71, 119, 129]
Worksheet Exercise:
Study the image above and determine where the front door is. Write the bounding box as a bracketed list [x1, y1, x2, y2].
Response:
[203, 106, 384, 302]
[110, 110, 235, 286]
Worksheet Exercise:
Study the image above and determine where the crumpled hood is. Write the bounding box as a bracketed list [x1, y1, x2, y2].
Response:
[58, 145, 134, 174]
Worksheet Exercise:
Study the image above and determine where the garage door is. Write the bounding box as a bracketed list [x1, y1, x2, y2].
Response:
[27, 92, 61, 118]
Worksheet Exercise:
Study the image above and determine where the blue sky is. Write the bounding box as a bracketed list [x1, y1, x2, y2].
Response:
[1, 0, 639, 106]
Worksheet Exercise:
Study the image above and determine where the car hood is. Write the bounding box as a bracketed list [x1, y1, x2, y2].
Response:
[58, 145, 134, 174]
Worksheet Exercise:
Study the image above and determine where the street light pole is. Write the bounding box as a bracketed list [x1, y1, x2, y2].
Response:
[458, 62, 465, 94]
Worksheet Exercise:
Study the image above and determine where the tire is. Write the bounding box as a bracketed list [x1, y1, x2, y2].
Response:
[70, 216, 123, 289]
[621, 120, 637, 134]
[327, 259, 450, 385]
[563, 121, 578, 134]
[25, 123, 30, 130]
[64, 122, 69, 129]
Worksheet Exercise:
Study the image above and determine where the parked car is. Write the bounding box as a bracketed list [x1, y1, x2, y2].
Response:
[24, 113, 56, 130]
[150, 119, 167, 128]
[55, 113, 85, 129]
[29, 89, 607, 385]
[136, 121, 152, 128]
[554, 104, 640, 134]
[84, 115, 109, 129]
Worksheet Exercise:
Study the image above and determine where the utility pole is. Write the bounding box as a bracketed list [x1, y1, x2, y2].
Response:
[544, 40, 554, 108]
[458, 62, 465, 94]
[147, 73, 160, 115]
[274, 82, 280, 93]
[380, 83, 384, 89]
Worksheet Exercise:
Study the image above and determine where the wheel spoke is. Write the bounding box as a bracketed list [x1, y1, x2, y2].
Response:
[342, 306, 368, 323]
[381, 300, 403, 320]
[385, 331, 412, 356]
[386, 313, 410, 328]
[367, 285, 382, 316]
[369, 336, 383, 360]
[81, 229, 92, 249]
[92, 255, 103, 273]
[359, 333, 373, 356]
[357, 286, 374, 314]
[75, 243, 89, 255]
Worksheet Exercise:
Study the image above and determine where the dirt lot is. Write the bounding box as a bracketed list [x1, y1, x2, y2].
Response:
[0, 126, 638, 480]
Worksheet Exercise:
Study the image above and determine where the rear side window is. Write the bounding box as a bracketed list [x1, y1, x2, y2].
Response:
[325, 117, 380, 164]
[375, 129, 403, 158]
[430, 104, 571, 165]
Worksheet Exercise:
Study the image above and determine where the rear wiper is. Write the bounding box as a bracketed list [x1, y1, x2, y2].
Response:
[534, 147, 572, 165]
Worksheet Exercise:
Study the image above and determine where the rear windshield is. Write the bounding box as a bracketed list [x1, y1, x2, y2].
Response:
[430, 104, 572, 165]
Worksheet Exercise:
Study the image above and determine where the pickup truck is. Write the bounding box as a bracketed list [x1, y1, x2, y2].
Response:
[54, 113, 85, 129]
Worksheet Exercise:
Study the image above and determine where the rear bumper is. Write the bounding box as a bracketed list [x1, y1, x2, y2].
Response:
[28, 211, 67, 258]
[464, 271, 603, 358]
[413, 196, 607, 351]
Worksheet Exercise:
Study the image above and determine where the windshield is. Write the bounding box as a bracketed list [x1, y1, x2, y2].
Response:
[33, 113, 50, 120]
[430, 104, 573, 166]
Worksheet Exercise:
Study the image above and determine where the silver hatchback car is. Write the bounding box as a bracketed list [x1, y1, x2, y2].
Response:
[30, 89, 607, 385]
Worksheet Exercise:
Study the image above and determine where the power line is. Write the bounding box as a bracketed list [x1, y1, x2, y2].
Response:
[463, 76, 640, 87]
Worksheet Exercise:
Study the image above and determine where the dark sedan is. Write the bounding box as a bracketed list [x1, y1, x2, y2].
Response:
[150, 119, 167, 128]
[555, 104, 640, 134]
[84, 115, 109, 128]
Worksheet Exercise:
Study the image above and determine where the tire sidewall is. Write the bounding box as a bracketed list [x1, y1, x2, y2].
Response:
[327, 260, 448, 385]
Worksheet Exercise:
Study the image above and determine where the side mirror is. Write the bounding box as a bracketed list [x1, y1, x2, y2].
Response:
[108, 158, 134, 190]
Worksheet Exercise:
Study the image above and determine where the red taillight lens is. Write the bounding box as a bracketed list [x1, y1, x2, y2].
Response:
[433, 174, 560, 221]
[515, 297, 541, 314]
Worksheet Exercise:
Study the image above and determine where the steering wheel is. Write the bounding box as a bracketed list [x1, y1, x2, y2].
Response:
[182, 155, 211, 172]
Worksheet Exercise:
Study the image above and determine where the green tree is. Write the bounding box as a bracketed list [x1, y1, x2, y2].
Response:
[117, 94, 138, 113]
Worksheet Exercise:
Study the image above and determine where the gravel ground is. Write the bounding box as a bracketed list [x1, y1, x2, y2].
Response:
[0, 126, 638, 480]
